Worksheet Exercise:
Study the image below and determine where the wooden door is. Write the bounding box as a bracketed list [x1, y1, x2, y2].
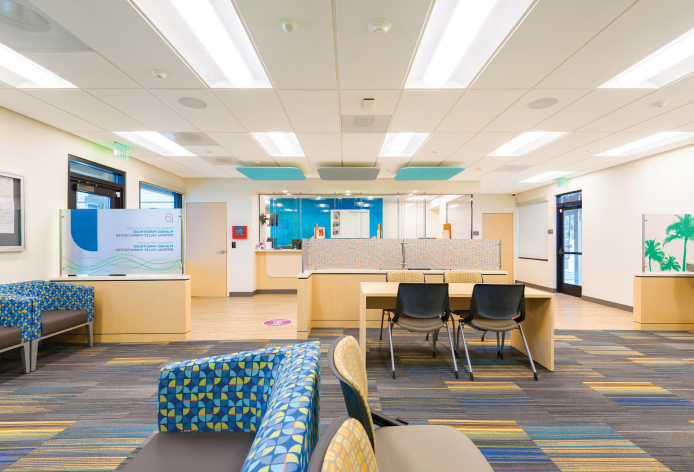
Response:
[482, 213, 513, 284]
[186, 202, 227, 296]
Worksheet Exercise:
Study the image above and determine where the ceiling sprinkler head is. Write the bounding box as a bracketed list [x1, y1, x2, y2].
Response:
[368, 18, 391, 34]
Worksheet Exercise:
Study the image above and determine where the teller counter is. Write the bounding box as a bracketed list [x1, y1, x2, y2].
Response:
[255, 249, 302, 293]
[634, 273, 694, 330]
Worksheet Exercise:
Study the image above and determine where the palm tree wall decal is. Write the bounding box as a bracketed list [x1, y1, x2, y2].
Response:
[660, 255, 681, 272]
[663, 214, 694, 272]
[644, 239, 664, 271]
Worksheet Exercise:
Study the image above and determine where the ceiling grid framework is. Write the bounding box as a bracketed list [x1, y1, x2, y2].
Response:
[0, 0, 692, 189]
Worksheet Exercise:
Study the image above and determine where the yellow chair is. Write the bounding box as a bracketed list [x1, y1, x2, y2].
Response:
[443, 271, 483, 283]
[307, 416, 378, 472]
[380, 271, 424, 341]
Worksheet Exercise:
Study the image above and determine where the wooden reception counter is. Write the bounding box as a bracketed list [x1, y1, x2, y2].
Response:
[255, 249, 302, 293]
[297, 269, 508, 340]
[634, 273, 694, 330]
[50, 275, 191, 342]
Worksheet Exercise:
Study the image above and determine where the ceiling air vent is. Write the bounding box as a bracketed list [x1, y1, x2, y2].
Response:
[160, 132, 218, 146]
[341, 115, 391, 133]
[202, 156, 243, 166]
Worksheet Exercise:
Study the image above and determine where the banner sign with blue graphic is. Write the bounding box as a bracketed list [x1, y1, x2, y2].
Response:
[60, 209, 183, 276]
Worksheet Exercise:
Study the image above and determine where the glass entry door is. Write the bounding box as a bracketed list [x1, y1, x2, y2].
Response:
[557, 192, 582, 297]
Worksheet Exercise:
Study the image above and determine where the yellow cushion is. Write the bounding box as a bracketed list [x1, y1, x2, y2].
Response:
[444, 271, 483, 283]
[386, 271, 425, 283]
[322, 418, 379, 472]
[333, 336, 374, 438]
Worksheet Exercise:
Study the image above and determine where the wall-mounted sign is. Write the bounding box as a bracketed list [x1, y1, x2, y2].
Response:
[114, 142, 130, 160]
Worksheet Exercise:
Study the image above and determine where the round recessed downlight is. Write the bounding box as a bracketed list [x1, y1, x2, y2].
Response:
[528, 98, 558, 109]
[368, 18, 391, 34]
[178, 97, 207, 109]
[0, 0, 49, 32]
[652, 101, 669, 108]
[281, 19, 297, 33]
[151, 69, 168, 79]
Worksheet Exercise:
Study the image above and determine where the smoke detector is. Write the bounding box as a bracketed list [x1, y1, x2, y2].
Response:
[368, 18, 391, 34]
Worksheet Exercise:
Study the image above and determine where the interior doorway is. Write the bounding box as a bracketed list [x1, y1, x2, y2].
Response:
[556, 191, 582, 297]
[186, 202, 228, 297]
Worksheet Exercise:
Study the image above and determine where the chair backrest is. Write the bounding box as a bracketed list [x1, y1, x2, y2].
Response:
[470, 284, 525, 321]
[307, 416, 378, 472]
[328, 336, 375, 449]
[444, 271, 483, 284]
[386, 271, 424, 283]
[395, 283, 449, 320]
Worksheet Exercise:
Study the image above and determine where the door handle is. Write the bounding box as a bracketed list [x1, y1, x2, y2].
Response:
[218, 249, 226, 254]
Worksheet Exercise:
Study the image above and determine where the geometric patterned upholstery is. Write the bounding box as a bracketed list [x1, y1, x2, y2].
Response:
[0, 281, 94, 342]
[386, 271, 424, 283]
[158, 341, 321, 472]
[443, 271, 483, 283]
[320, 418, 378, 472]
[332, 336, 374, 440]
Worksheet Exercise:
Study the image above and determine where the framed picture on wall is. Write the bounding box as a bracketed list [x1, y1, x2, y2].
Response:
[0, 171, 26, 252]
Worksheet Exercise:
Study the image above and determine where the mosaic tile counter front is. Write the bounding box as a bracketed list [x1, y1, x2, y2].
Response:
[304, 239, 501, 270]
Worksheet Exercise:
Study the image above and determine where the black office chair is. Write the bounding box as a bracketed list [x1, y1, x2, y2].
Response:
[456, 284, 538, 381]
[387, 283, 458, 379]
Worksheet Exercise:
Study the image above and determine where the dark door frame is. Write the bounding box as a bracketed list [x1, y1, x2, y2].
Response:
[556, 194, 582, 297]
[67, 155, 125, 209]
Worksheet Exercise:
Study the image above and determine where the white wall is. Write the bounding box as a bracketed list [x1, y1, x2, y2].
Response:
[0, 106, 184, 284]
[515, 143, 694, 308]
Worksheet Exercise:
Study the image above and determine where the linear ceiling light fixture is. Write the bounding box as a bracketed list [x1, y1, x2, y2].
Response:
[0, 42, 75, 88]
[596, 132, 694, 156]
[252, 132, 305, 157]
[601, 28, 694, 88]
[379, 133, 430, 157]
[488, 131, 568, 156]
[114, 131, 195, 156]
[521, 171, 572, 183]
[406, 0, 533, 88]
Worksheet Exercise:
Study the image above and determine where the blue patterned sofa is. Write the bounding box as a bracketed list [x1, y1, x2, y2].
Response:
[123, 341, 321, 472]
[0, 281, 94, 372]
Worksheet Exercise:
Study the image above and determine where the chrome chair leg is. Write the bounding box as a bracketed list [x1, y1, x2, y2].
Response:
[481, 331, 486, 342]
[518, 324, 538, 381]
[20, 342, 30, 374]
[500, 331, 505, 359]
[29, 339, 39, 372]
[380, 311, 385, 340]
[458, 321, 473, 381]
[496, 332, 501, 358]
[445, 321, 458, 379]
[432, 329, 438, 358]
[86, 321, 94, 347]
[388, 321, 396, 379]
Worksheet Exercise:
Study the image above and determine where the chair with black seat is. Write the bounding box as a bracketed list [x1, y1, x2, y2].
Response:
[326, 336, 493, 472]
[387, 283, 458, 379]
[380, 271, 424, 341]
[456, 284, 538, 381]
[443, 271, 488, 341]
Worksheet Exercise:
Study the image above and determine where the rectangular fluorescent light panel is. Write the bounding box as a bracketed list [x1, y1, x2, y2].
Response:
[115, 132, 195, 156]
[596, 132, 694, 156]
[132, 0, 269, 88]
[0, 42, 75, 88]
[521, 171, 572, 183]
[379, 133, 430, 157]
[601, 27, 694, 88]
[405, 0, 533, 88]
[252, 133, 305, 157]
[488, 132, 568, 156]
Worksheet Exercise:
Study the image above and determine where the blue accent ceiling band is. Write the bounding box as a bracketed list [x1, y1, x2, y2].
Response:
[237, 167, 306, 180]
[394, 167, 465, 180]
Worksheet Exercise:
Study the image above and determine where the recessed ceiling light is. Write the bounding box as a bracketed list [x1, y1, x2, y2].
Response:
[281, 19, 297, 33]
[251, 132, 305, 157]
[406, 0, 533, 88]
[151, 69, 168, 79]
[115, 131, 195, 156]
[0, 42, 75, 88]
[178, 97, 207, 109]
[282, 190, 287, 193]
[601, 27, 694, 89]
[0, 1, 49, 31]
[412, 190, 417, 193]
[379, 133, 430, 157]
[368, 18, 391, 34]
[596, 132, 694, 156]
[528, 98, 558, 109]
[488, 131, 568, 156]
[521, 171, 572, 183]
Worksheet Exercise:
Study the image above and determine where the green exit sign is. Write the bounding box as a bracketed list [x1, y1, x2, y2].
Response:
[114, 142, 129, 160]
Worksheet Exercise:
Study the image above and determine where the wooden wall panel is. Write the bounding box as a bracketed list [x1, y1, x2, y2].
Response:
[483, 213, 514, 284]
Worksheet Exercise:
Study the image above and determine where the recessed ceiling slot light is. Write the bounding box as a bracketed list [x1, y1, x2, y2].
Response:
[251, 132, 305, 157]
[379, 133, 430, 157]
[0, 41, 75, 88]
[596, 132, 694, 156]
[488, 131, 568, 156]
[115, 131, 195, 156]
[521, 171, 572, 183]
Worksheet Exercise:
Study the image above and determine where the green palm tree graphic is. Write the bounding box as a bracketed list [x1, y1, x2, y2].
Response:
[659, 255, 681, 272]
[663, 214, 694, 272]
[643, 239, 664, 271]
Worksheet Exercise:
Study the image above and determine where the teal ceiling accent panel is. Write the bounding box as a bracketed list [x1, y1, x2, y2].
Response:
[236, 167, 306, 180]
[394, 167, 465, 180]
[317, 167, 380, 180]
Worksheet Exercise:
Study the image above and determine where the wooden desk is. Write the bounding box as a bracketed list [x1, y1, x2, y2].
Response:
[359, 282, 555, 371]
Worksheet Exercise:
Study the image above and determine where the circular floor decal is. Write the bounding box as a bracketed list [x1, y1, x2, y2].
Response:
[263, 319, 293, 327]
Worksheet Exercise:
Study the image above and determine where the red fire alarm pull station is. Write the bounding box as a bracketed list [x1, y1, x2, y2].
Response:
[232, 226, 247, 239]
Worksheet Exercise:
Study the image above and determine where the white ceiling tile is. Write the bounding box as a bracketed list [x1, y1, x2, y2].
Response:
[341, 133, 384, 157]
[273, 157, 312, 173]
[131, 155, 191, 172]
[207, 133, 268, 156]
[407, 156, 445, 166]
[24, 89, 143, 131]
[473, 0, 634, 89]
[578, 89, 694, 132]
[415, 133, 474, 157]
[483, 89, 590, 133]
[217, 165, 253, 177]
[339, 90, 401, 115]
[436, 90, 526, 133]
[519, 131, 611, 159]
[200, 171, 233, 178]
[173, 171, 207, 178]
[450, 133, 519, 157]
[529, 154, 590, 170]
[149, 89, 245, 133]
[70, 131, 157, 156]
[213, 90, 291, 132]
[21, 52, 140, 89]
[237, 157, 277, 166]
[166, 156, 220, 172]
[297, 133, 342, 157]
[0, 82, 10, 89]
[181, 146, 229, 156]
[0, 89, 102, 132]
[277, 90, 340, 132]
[389, 90, 463, 132]
[558, 155, 625, 173]
[664, 73, 694, 90]
[538, 0, 694, 89]
[235, 0, 336, 89]
[560, 132, 656, 156]
[308, 157, 343, 169]
[532, 89, 651, 132]
[622, 101, 694, 133]
[87, 89, 197, 132]
[374, 157, 410, 172]
[343, 157, 377, 167]
[29, 0, 205, 89]
[335, 0, 432, 89]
